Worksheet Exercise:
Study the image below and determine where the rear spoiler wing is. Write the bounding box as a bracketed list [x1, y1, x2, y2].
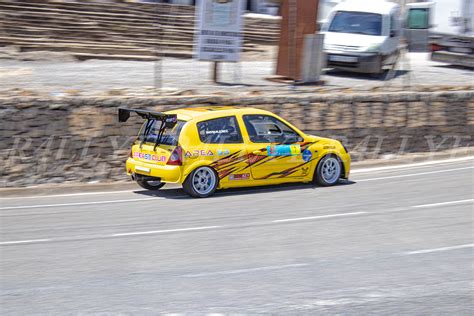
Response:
[118, 108, 178, 128]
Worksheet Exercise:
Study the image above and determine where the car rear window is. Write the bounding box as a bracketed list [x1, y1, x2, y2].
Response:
[407, 8, 430, 29]
[197, 116, 243, 144]
[140, 119, 186, 146]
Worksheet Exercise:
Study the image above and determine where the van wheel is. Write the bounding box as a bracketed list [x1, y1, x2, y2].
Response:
[314, 155, 342, 186]
[136, 178, 165, 191]
[183, 166, 218, 198]
[371, 67, 386, 79]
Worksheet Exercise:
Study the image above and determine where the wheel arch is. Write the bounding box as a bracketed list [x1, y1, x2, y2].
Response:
[182, 164, 220, 198]
[313, 152, 346, 182]
[182, 160, 216, 182]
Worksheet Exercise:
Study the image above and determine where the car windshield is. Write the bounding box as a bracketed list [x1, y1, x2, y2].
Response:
[328, 11, 382, 36]
[140, 119, 186, 146]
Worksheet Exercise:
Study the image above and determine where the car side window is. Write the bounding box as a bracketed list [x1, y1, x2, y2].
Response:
[197, 116, 243, 144]
[243, 115, 303, 144]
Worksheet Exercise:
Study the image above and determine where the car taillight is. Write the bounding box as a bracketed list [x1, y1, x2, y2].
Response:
[431, 43, 443, 52]
[167, 146, 183, 166]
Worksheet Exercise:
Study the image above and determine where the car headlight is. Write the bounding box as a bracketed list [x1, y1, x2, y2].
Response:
[366, 43, 381, 53]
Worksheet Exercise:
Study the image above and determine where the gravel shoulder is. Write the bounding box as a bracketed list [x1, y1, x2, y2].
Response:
[0, 53, 472, 97]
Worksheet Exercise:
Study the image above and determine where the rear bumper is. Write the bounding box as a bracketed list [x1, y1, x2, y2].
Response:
[126, 158, 182, 183]
[431, 51, 474, 68]
[326, 52, 382, 73]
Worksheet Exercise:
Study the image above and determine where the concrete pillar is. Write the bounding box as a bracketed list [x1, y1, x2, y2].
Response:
[301, 33, 325, 83]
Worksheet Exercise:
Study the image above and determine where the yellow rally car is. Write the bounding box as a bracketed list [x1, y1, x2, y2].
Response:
[118, 106, 351, 198]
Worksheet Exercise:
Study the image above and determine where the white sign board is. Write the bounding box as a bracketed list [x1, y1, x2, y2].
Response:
[196, 0, 245, 62]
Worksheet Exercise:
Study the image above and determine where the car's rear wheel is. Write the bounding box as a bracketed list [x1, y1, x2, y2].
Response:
[183, 166, 218, 198]
[314, 155, 342, 186]
[136, 177, 165, 191]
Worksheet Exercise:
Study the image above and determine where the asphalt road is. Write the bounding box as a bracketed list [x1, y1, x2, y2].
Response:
[1, 158, 473, 314]
[1, 53, 472, 96]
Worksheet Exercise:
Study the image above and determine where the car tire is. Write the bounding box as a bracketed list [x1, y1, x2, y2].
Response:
[136, 178, 165, 191]
[183, 166, 218, 198]
[314, 155, 342, 186]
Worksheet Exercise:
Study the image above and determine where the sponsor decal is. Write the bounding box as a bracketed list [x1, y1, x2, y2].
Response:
[267, 145, 301, 156]
[185, 150, 214, 158]
[302, 167, 309, 176]
[185, 151, 198, 159]
[217, 149, 230, 156]
[206, 129, 229, 135]
[302, 149, 312, 162]
[134, 152, 166, 162]
[229, 173, 250, 180]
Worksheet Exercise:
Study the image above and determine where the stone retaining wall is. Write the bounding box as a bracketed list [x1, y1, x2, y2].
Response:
[1, 91, 472, 187]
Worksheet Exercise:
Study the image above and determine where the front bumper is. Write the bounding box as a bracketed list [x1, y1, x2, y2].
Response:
[326, 51, 382, 74]
[340, 152, 351, 179]
[126, 158, 182, 183]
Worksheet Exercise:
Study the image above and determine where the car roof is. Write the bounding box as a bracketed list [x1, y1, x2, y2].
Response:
[166, 106, 273, 121]
[333, 0, 399, 15]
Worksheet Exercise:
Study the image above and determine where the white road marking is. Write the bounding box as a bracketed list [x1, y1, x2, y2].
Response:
[401, 244, 474, 255]
[0, 285, 72, 295]
[355, 167, 473, 182]
[1, 198, 470, 246]
[272, 212, 367, 223]
[0, 190, 135, 200]
[412, 199, 474, 209]
[182, 263, 309, 278]
[0, 226, 222, 246]
[352, 156, 474, 174]
[0, 239, 52, 245]
[111, 226, 221, 237]
[0, 198, 159, 210]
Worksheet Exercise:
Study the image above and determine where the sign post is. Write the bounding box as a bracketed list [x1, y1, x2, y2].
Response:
[196, 0, 245, 83]
[276, 0, 319, 81]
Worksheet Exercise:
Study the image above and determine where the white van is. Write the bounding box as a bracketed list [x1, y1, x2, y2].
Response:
[321, 0, 401, 74]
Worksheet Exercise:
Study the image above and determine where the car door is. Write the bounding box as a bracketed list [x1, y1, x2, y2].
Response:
[194, 116, 250, 182]
[384, 10, 401, 63]
[241, 114, 311, 180]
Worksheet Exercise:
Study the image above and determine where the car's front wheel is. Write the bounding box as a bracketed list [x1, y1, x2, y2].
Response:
[136, 177, 165, 191]
[314, 155, 342, 186]
[183, 166, 218, 198]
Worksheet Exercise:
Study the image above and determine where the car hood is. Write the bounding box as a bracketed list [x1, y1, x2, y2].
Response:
[306, 135, 340, 145]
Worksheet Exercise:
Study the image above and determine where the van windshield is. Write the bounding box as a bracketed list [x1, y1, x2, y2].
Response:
[139, 119, 186, 146]
[329, 11, 382, 36]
